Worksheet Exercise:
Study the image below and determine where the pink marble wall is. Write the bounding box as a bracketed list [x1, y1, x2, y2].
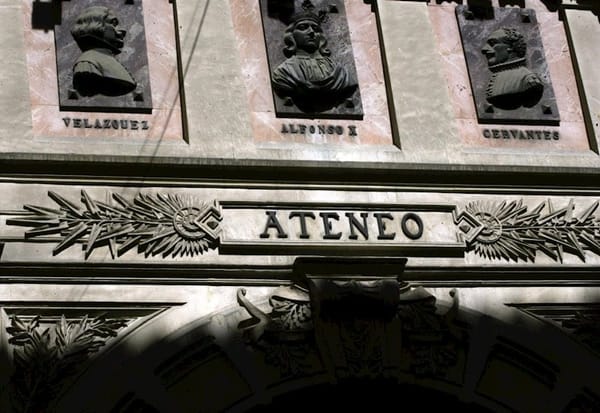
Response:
[230, 0, 393, 146]
[21, 1, 183, 141]
[428, 3, 588, 152]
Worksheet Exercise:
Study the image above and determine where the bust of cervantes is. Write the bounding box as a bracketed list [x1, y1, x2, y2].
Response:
[481, 27, 544, 109]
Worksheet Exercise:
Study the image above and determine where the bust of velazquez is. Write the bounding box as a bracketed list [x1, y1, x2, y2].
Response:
[481, 27, 544, 109]
[271, 10, 357, 113]
[70, 6, 136, 97]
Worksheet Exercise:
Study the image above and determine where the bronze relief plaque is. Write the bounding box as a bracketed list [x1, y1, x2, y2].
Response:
[456, 6, 559, 125]
[260, 0, 363, 120]
[55, 0, 152, 113]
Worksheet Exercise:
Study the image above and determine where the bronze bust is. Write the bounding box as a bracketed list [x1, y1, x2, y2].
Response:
[70, 7, 136, 97]
[482, 28, 544, 109]
[271, 8, 357, 113]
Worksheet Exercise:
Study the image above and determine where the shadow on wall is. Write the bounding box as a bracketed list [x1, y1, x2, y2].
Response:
[2, 284, 590, 413]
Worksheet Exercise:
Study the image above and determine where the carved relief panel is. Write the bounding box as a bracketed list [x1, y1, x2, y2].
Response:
[55, 1, 152, 112]
[456, 6, 559, 125]
[231, 0, 392, 145]
[21, 0, 183, 141]
[260, 0, 362, 119]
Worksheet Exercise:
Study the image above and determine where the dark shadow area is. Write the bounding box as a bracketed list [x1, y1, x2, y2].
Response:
[499, 0, 525, 7]
[245, 380, 494, 412]
[31, 0, 61, 31]
[540, 0, 561, 12]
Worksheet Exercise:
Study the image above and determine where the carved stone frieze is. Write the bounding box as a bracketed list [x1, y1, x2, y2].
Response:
[7, 191, 222, 259]
[514, 304, 600, 354]
[397, 288, 462, 377]
[6, 314, 127, 413]
[237, 286, 316, 376]
[455, 199, 600, 263]
[237, 273, 464, 380]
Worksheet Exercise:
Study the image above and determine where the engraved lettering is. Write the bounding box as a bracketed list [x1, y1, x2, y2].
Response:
[131, 120, 139, 130]
[401, 213, 424, 240]
[260, 211, 288, 239]
[346, 212, 369, 240]
[141, 121, 149, 130]
[374, 213, 396, 240]
[289, 211, 316, 239]
[319, 212, 342, 240]
[73, 118, 82, 128]
[83, 118, 93, 128]
[348, 125, 357, 136]
[62, 117, 71, 127]
[281, 124, 289, 133]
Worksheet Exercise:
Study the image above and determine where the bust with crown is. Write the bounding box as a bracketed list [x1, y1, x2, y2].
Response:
[261, 0, 363, 119]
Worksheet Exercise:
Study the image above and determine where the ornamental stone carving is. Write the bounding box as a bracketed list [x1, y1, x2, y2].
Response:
[6, 314, 127, 413]
[455, 199, 600, 263]
[7, 191, 222, 259]
[237, 266, 464, 381]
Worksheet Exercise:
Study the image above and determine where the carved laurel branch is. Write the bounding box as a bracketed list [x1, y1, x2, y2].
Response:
[7, 190, 222, 259]
[7, 314, 127, 413]
[455, 199, 600, 263]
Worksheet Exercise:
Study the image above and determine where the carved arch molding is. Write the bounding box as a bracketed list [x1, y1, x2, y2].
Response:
[4, 259, 599, 413]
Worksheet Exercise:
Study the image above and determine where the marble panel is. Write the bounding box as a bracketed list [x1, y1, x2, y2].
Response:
[564, 9, 600, 152]
[231, 0, 393, 146]
[21, 0, 183, 141]
[429, 3, 588, 151]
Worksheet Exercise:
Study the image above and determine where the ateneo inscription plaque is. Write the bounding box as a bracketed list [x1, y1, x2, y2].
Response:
[456, 6, 559, 125]
[260, 0, 363, 120]
[55, 0, 152, 113]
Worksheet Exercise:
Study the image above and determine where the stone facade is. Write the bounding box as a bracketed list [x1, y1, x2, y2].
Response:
[0, 1, 600, 412]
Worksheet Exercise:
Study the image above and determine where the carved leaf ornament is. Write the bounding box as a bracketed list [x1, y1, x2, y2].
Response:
[7, 314, 127, 413]
[455, 199, 600, 263]
[8, 191, 222, 259]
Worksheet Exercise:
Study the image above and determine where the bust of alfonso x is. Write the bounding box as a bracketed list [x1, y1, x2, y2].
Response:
[271, 5, 357, 113]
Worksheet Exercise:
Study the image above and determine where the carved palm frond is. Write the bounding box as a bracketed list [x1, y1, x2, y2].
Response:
[456, 199, 600, 263]
[7, 314, 127, 413]
[8, 190, 222, 259]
